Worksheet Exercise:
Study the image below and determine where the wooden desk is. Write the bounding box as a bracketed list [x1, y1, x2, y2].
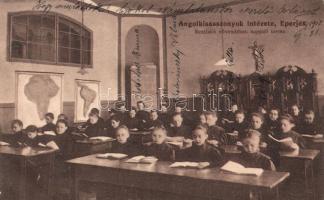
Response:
[67, 155, 289, 200]
[279, 149, 320, 200]
[220, 145, 320, 200]
[73, 138, 114, 157]
[0, 145, 57, 200]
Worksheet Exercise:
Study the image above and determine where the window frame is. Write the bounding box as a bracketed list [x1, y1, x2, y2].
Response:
[7, 11, 93, 68]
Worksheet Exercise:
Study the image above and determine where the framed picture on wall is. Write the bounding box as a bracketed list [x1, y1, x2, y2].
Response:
[75, 79, 101, 122]
[15, 71, 63, 127]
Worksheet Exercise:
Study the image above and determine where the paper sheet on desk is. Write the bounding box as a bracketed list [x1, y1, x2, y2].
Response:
[268, 135, 294, 146]
[96, 153, 128, 159]
[169, 162, 210, 169]
[221, 161, 263, 176]
[0, 141, 10, 146]
[43, 131, 56, 136]
[301, 134, 323, 139]
[125, 156, 158, 164]
[89, 136, 113, 141]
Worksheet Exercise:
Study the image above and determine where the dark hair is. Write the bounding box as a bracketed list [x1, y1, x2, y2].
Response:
[11, 119, 23, 128]
[280, 114, 295, 124]
[56, 119, 69, 127]
[58, 113, 68, 121]
[150, 110, 158, 114]
[304, 110, 315, 116]
[25, 125, 38, 133]
[242, 129, 261, 140]
[45, 112, 54, 119]
[234, 110, 245, 115]
[172, 112, 183, 119]
[251, 112, 264, 121]
[204, 111, 217, 118]
[269, 107, 280, 113]
[110, 115, 121, 122]
[137, 101, 144, 105]
[90, 108, 100, 115]
[193, 125, 207, 135]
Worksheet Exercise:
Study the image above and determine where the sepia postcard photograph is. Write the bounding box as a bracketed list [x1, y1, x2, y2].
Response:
[0, 0, 324, 199]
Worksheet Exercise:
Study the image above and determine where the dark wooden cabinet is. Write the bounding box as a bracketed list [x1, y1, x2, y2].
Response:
[200, 66, 319, 116]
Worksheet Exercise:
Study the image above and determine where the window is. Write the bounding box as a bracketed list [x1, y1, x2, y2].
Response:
[9, 12, 92, 67]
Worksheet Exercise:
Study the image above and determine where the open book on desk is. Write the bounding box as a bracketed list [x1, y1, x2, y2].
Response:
[169, 162, 210, 169]
[301, 134, 323, 139]
[221, 161, 263, 176]
[96, 153, 128, 159]
[71, 132, 89, 138]
[125, 155, 158, 164]
[268, 135, 294, 147]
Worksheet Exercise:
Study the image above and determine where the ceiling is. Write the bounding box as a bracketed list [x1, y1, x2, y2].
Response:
[77, 0, 261, 15]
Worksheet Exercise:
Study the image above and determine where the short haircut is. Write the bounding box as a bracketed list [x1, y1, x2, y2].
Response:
[193, 125, 208, 135]
[269, 107, 280, 113]
[25, 125, 38, 133]
[130, 106, 137, 111]
[242, 129, 261, 141]
[204, 111, 217, 118]
[45, 112, 54, 119]
[280, 114, 295, 124]
[235, 110, 245, 115]
[304, 110, 315, 116]
[151, 109, 158, 114]
[152, 125, 167, 135]
[110, 115, 121, 122]
[137, 101, 144, 105]
[56, 119, 69, 127]
[251, 112, 264, 121]
[116, 125, 129, 133]
[11, 119, 23, 128]
[90, 108, 100, 115]
[58, 113, 68, 121]
[172, 112, 182, 119]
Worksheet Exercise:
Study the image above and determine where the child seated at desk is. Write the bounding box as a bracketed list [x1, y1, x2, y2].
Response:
[205, 111, 227, 146]
[39, 112, 56, 133]
[110, 125, 139, 157]
[125, 107, 140, 131]
[55, 119, 73, 160]
[271, 114, 306, 151]
[83, 109, 106, 137]
[295, 110, 322, 136]
[0, 119, 24, 146]
[167, 113, 192, 140]
[177, 125, 223, 166]
[249, 112, 269, 148]
[106, 115, 121, 137]
[145, 110, 163, 130]
[135, 101, 150, 128]
[265, 108, 281, 134]
[232, 129, 276, 171]
[226, 110, 249, 141]
[144, 126, 173, 161]
[196, 112, 207, 127]
[22, 125, 59, 149]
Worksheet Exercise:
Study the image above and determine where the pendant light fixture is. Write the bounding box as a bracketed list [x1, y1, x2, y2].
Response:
[78, 0, 88, 75]
[214, 12, 228, 66]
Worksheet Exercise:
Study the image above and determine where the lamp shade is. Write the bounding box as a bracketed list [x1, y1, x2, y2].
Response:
[214, 58, 228, 66]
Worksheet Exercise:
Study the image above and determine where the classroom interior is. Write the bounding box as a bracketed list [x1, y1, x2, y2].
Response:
[0, 0, 324, 200]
